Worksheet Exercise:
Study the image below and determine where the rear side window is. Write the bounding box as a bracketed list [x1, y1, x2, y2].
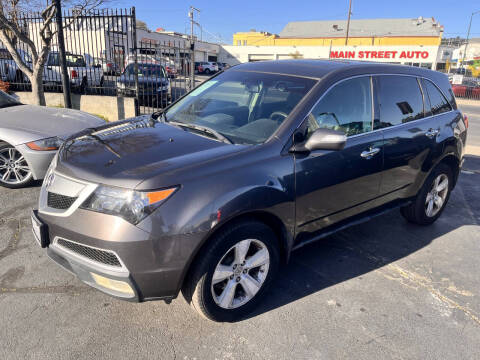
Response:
[421, 79, 452, 115]
[308, 76, 373, 136]
[375, 75, 424, 129]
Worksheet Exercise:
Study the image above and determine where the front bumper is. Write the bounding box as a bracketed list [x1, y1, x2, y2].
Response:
[16, 144, 56, 180]
[37, 208, 187, 302]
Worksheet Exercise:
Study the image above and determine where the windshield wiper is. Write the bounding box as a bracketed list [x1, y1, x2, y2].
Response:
[151, 109, 167, 122]
[168, 121, 233, 144]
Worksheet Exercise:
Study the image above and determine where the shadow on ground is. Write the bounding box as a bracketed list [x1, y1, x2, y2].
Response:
[246, 155, 480, 320]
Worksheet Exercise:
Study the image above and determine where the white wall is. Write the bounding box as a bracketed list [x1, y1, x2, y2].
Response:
[220, 45, 441, 69]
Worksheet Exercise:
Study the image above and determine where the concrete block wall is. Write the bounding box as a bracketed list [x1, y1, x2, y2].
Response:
[11, 92, 136, 122]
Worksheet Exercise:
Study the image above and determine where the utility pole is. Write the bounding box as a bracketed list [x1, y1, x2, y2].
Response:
[189, 6, 200, 90]
[54, 0, 72, 108]
[345, 0, 352, 46]
[460, 10, 480, 71]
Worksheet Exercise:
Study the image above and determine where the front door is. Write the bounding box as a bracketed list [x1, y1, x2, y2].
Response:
[294, 76, 384, 240]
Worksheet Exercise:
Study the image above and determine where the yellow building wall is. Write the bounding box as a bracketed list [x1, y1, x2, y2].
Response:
[233, 32, 441, 47]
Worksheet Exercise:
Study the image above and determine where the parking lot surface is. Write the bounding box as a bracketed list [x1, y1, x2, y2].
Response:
[0, 106, 479, 359]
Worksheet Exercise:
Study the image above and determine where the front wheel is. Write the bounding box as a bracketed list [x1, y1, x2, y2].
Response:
[401, 163, 453, 225]
[204, 68, 211, 75]
[182, 220, 280, 322]
[0, 143, 33, 188]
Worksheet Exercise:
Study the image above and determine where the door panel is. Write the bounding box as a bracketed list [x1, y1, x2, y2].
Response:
[294, 76, 383, 239]
[295, 131, 384, 235]
[375, 75, 442, 198]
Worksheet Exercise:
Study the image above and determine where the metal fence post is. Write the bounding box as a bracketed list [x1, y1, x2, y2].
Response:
[131, 7, 139, 116]
[54, 0, 72, 108]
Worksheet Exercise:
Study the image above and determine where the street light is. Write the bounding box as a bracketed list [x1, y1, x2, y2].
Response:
[460, 10, 480, 71]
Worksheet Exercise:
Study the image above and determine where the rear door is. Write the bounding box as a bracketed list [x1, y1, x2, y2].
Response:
[376, 75, 440, 199]
[295, 76, 384, 237]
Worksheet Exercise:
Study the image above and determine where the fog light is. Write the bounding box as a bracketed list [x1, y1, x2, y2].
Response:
[90, 272, 134, 297]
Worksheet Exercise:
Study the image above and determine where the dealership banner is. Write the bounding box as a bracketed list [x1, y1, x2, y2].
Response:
[327, 46, 439, 63]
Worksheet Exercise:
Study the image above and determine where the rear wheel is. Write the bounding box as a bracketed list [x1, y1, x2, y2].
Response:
[0, 143, 33, 188]
[401, 163, 453, 225]
[204, 68, 211, 75]
[182, 220, 280, 322]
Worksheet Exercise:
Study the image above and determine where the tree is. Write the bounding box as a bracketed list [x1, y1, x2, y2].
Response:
[0, 0, 108, 106]
[136, 19, 149, 31]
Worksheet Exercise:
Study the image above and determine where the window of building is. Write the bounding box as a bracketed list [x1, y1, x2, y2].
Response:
[375, 75, 424, 129]
[243, 40, 247, 46]
[308, 76, 373, 137]
[236, 40, 241, 46]
[422, 79, 452, 115]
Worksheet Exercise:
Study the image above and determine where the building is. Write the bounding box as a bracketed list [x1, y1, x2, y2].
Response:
[223, 17, 449, 70]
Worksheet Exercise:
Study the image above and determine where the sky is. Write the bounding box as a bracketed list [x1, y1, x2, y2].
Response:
[117, 0, 480, 44]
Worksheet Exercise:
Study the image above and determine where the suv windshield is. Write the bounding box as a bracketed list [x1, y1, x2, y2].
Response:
[165, 71, 316, 144]
[125, 64, 166, 78]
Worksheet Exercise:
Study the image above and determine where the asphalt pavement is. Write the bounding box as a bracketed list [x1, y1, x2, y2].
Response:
[0, 103, 480, 359]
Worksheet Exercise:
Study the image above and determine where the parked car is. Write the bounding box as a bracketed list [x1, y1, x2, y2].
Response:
[43, 52, 104, 93]
[116, 63, 170, 106]
[101, 60, 121, 76]
[0, 91, 104, 188]
[164, 62, 177, 78]
[32, 60, 467, 322]
[0, 48, 30, 84]
[451, 80, 480, 99]
[215, 62, 230, 71]
[196, 61, 218, 74]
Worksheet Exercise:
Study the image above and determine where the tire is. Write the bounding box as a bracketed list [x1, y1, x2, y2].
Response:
[0, 142, 33, 189]
[80, 77, 87, 94]
[182, 219, 280, 322]
[204, 68, 211, 75]
[400, 163, 453, 225]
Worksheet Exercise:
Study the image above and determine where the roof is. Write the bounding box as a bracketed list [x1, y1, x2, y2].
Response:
[231, 59, 442, 80]
[279, 17, 442, 38]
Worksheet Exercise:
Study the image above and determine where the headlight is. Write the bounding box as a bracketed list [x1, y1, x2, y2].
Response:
[116, 82, 125, 89]
[26, 136, 63, 151]
[80, 185, 178, 224]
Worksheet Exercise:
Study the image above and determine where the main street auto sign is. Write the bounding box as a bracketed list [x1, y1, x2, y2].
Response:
[330, 50, 429, 60]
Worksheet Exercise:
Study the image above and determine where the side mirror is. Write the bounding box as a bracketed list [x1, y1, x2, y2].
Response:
[291, 128, 347, 152]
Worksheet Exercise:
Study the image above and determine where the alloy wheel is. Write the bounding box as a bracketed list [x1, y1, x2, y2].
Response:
[0, 147, 32, 185]
[425, 173, 449, 217]
[211, 239, 270, 309]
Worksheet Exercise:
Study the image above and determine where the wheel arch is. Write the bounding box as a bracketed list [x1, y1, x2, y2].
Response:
[437, 153, 461, 188]
[177, 210, 291, 296]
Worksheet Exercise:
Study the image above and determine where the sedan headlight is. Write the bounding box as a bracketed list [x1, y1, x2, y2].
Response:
[26, 136, 63, 151]
[80, 185, 178, 224]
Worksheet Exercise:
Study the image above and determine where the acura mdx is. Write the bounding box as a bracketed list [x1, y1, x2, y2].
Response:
[32, 60, 467, 322]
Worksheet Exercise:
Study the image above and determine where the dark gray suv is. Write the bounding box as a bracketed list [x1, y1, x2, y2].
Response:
[32, 60, 467, 322]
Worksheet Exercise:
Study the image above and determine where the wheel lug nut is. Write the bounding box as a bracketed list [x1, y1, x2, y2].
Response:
[230, 275, 234, 280]
[236, 277, 240, 282]
[233, 264, 237, 269]
[243, 269, 247, 274]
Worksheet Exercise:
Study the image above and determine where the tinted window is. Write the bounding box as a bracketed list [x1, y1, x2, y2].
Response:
[308, 76, 373, 137]
[375, 75, 424, 129]
[422, 79, 452, 115]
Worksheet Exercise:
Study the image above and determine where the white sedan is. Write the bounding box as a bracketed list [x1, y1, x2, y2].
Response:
[0, 91, 105, 188]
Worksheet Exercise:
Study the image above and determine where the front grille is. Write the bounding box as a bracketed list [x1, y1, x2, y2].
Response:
[56, 238, 121, 267]
[47, 192, 77, 210]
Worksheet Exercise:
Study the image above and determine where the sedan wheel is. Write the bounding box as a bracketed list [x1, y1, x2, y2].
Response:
[0, 146, 33, 188]
[211, 239, 270, 309]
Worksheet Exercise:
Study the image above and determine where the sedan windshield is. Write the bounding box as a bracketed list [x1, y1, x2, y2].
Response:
[0, 91, 21, 109]
[165, 70, 316, 144]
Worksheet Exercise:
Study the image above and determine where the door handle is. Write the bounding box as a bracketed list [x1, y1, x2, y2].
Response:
[425, 128, 439, 139]
[361, 147, 380, 159]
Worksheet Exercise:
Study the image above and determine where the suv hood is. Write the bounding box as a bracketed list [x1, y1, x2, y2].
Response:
[56, 117, 247, 189]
